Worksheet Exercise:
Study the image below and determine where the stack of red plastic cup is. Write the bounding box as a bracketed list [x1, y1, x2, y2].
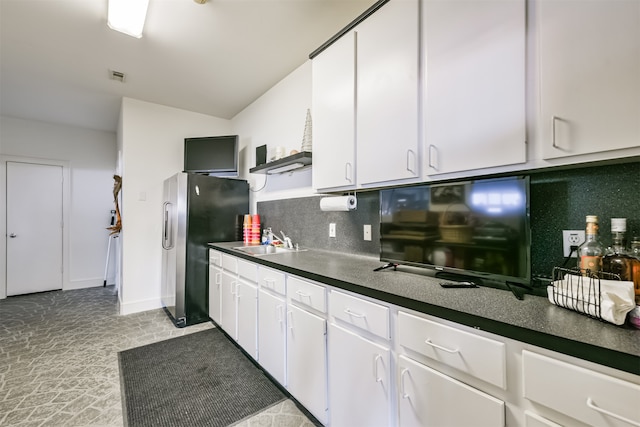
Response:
[251, 214, 261, 245]
[243, 214, 252, 245]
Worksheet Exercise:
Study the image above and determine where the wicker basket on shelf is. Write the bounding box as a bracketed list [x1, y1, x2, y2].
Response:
[439, 205, 472, 243]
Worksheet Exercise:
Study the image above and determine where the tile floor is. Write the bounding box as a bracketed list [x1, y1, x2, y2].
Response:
[0, 286, 314, 427]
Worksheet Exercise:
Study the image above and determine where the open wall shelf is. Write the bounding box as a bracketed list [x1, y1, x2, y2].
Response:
[249, 151, 312, 175]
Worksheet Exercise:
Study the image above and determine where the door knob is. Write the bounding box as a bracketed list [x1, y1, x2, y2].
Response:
[9, 233, 16, 238]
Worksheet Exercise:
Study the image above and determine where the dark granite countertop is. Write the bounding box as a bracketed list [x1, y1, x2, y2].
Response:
[209, 242, 640, 376]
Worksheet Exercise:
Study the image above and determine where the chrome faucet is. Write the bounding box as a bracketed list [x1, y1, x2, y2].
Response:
[280, 231, 294, 249]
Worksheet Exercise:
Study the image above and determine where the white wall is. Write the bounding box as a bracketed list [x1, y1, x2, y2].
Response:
[0, 61, 322, 310]
[0, 116, 117, 298]
[118, 98, 231, 314]
[232, 61, 316, 212]
[116, 62, 317, 315]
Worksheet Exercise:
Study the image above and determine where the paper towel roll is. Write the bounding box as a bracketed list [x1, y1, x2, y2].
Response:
[319, 196, 357, 212]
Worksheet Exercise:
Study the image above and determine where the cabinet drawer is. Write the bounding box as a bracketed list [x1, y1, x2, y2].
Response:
[398, 355, 505, 426]
[288, 276, 326, 313]
[209, 249, 222, 267]
[259, 266, 286, 296]
[523, 350, 640, 427]
[397, 311, 506, 389]
[237, 258, 258, 283]
[329, 290, 389, 339]
[221, 254, 237, 273]
[524, 411, 562, 427]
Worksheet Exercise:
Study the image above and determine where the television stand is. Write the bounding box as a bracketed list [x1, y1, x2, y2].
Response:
[435, 271, 482, 285]
[373, 262, 398, 272]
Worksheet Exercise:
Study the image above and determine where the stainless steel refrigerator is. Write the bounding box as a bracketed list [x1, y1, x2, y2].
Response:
[161, 172, 249, 327]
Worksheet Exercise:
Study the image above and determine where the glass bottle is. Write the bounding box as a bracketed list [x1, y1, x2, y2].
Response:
[602, 218, 635, 281]
[577, 215, 605, 275]
[630, 236, 640, 304]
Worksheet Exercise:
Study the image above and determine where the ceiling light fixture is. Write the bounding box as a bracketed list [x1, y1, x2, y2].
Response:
[107, 0, 149, 38]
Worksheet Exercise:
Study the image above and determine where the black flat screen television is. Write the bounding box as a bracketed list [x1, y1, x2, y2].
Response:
[184, 135, 239, 177]
[379, 176, 531, 287]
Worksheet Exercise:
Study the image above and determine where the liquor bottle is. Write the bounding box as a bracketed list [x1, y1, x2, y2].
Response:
[629, 236, 640, 304]
[577, 215, 605, 275]
[602, 218, 635, 282]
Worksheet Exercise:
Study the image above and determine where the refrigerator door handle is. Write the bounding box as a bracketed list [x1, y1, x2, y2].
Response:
[162, 202, 173, 249]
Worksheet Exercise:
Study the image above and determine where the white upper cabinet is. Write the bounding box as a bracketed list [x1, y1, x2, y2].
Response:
[356, 0, 420, 188]
[312, 32, 356, 192]
[537, 0, 640, 159]
[424, 0, 526, 176]
[312, 0, 419, 192]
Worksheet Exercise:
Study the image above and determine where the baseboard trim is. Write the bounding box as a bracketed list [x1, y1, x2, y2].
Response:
[119, 297, 163, 315]
[66, 278, 103, 290]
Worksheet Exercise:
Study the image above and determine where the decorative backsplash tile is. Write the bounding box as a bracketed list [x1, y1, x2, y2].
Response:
[258, 161, 639, 280]
[258, 192, 380, 256]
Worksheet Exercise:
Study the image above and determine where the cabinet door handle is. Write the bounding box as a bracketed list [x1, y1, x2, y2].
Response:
[428, 144, 438, 171]
[287, 310, 293, 330]
[263, 278, 275, 289]
[215, 272, 221, 286]
[424, 339, 459, 354]
[400, 368, 410, 399]
[406, 149, 417, 175]
[345, 163, 353, 183]
[586, 397, 640, 427]
[551, 115, 559, 148]
[295, 290, 311, 299]
[373, 354, 383, 383]
[277, 304, 284, 324]
[230, 281, 237, 295]
[344, 308, 366, 318]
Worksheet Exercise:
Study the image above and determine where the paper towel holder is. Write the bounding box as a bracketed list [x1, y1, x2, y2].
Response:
[319, 193, 357, 212]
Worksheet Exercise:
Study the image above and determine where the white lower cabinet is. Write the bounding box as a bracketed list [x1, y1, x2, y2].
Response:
[208, 253, 222, 324]
[258, 288, 286, 385]
[524, 411, 562, 427]
[220, 270, 237, 338]
[217, 256, 258, 359]
[236, 280, 257, 359]
[398, 354, 505, 427]
[397, 311, 506, 389]
[286, 303, 328, 425]
[209, 253, 639, 427]
[522, 350, 640, 427]
[328, 323, 391, 427]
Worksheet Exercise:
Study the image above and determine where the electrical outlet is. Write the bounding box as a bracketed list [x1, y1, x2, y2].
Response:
[562, 230, 585, 257]
[363, 224, 372, 241]
[329, 223, 336, 238]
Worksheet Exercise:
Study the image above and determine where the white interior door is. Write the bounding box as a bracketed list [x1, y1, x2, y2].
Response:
[6, 161, 63, 296]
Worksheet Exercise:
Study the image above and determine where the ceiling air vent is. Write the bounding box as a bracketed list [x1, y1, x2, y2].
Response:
[109, 70, 126, 83]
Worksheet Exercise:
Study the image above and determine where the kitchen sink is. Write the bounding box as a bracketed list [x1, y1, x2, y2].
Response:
[232, 245, 306, 256]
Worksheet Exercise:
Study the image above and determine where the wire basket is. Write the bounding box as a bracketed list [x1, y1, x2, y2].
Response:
[550, 267, 621, 323]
